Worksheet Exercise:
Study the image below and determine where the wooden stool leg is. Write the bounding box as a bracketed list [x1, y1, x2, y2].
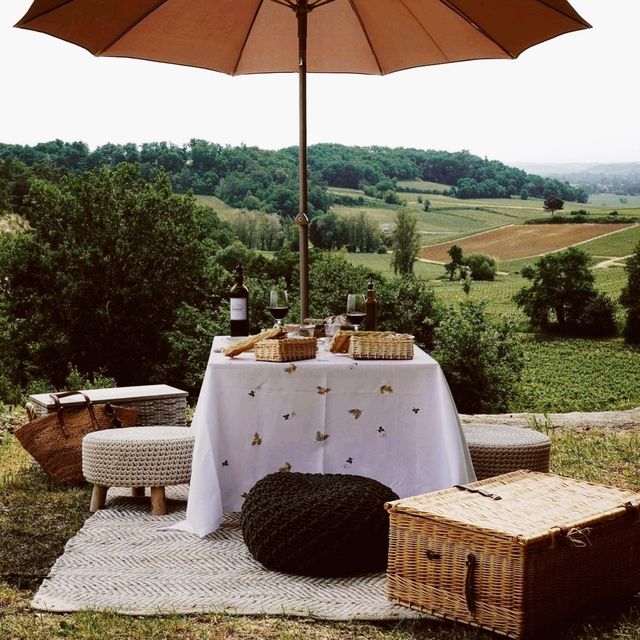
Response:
[90, 485, 108, 512]
[131, 486, 145, 497]
[150, 486, 166, 516]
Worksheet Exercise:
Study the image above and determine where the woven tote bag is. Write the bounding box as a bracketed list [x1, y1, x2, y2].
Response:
[15, 391, 138, 483]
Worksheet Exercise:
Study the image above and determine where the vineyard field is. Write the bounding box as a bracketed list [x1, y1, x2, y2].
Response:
[514, 337, 640, 413]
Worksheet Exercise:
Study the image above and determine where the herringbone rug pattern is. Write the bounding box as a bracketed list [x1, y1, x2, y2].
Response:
[32, 488, 425, 619]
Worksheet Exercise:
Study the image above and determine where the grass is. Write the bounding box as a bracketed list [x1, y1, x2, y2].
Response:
[577, 224, 640, 258]
[1, 405, 639, 640]
[588, 194, 640, 209]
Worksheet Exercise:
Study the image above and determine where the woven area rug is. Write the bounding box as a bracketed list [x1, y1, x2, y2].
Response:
[32, 487, 425, 620]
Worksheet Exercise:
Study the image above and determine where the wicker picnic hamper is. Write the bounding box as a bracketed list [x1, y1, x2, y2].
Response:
[386, 470, 640, 639]
[254, 337, 317, 362]
[28, 384, 188, 426]
[348, 333, 414, 360]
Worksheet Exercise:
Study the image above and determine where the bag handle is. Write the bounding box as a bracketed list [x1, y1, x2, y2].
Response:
[49, 391, 99, 438]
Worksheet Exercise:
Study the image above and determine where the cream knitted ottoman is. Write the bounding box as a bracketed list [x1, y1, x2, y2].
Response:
[82, 426, 194, 516]
[462, 423, 551, 480]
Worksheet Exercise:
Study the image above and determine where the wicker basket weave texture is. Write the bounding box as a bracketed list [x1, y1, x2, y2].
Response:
[348, 333, 414, 360]
[386, 470, 640, 639]
[82, 426, 194, 487]
[254, 337, 317, 362]
[462, 424, 551, 480]
[30, 395, 187, 426]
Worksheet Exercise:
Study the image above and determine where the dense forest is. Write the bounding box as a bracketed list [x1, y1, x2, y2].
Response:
[0, 140, 588, 220]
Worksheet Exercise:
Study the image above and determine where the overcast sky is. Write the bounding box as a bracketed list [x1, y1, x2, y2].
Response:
[1, 1, 638, 165]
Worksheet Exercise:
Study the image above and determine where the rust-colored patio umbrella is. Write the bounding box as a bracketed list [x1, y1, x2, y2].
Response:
[16, 0, 590, 320]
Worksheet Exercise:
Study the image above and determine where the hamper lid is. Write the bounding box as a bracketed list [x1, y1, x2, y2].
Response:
[386, 470, 640, 543]
[29, 384, 188, 409]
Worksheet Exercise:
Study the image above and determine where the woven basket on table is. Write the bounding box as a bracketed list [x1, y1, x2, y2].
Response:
[254, 337, 317, 362]
[329, 330, 391, 353]
[348, 333, 414, 360]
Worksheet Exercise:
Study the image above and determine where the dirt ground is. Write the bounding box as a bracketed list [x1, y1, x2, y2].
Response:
[461, 407, 640, 430]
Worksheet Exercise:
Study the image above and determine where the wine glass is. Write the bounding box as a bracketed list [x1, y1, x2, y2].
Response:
[346, 293, 366, 331]
[269, 288, 289, 327]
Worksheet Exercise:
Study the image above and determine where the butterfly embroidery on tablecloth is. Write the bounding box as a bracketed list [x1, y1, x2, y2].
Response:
[348, 409, 362, 419]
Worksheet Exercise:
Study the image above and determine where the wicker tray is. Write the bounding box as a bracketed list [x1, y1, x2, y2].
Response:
[349, 333, 414, 360]
[386, 470, 640, 639]
[254, 337, 317, 362]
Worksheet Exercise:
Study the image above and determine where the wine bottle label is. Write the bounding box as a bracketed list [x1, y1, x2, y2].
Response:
[230, 298, 247, 320]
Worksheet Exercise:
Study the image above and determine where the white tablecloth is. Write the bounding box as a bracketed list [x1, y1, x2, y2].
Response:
[173, 337, 476, 537]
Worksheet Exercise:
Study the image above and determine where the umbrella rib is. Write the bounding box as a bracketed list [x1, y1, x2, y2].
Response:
[348, 0, 383, 75]
[532, 0, 591, 28]
[15, 0, 75, 25]
[232, 0, 267, 76]
[94, 0, 171, 56]
[435, 0, 516, 58]
[397, 0, 449, 62]
[309, 0, 338, 8]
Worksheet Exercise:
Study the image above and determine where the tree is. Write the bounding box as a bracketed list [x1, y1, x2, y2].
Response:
[543, 196, 564, 216]
[620, 241, 640, 343]
[0, 164, 232, 391]
[514, 247, 616, 336]
[520, 187, 529, 200]
[432, 301, 524, 413]
[444, 244, 464, 280]
[391, 208, 420, 277]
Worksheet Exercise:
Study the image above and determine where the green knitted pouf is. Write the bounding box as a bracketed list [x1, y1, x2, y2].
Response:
[241, 472, 398, 577]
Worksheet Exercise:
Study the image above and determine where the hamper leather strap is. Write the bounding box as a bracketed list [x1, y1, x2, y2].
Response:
[49, 391, 99, 437]
[465, 553, 478, 613]
[455, 483, 502, 501]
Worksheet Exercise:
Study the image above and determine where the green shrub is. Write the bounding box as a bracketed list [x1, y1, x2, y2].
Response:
[573, 292, 618, 338]
[64, 366, 117, 391]
[621, 242, 640, 344]
[432, 301, 524, 413]
[465, 253, 497, 281]
[377, 277, 443, 351]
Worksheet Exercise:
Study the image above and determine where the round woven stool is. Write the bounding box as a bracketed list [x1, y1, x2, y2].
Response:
[241, 472, 398, 577]
[462, 423, 551, 480]
[82, 426, 194, 515]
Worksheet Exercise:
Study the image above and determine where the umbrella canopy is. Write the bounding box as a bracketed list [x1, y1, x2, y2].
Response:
[16, 0, 591, 319]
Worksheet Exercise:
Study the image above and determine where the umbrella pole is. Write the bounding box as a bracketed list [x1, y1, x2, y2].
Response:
[296, 2, 310, 322]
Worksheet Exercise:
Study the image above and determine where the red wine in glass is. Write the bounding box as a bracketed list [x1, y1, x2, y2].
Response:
[269, 289, 289, 326]
[346, 294, 366, 331]
[269, 307, 289, 321]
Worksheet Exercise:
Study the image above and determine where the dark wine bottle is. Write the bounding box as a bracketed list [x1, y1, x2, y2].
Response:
[365, 274, 378, 330]
[229, 264, 249, 336]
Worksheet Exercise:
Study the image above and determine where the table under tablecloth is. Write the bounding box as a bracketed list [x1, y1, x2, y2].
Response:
[173, 337, 476, 537]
